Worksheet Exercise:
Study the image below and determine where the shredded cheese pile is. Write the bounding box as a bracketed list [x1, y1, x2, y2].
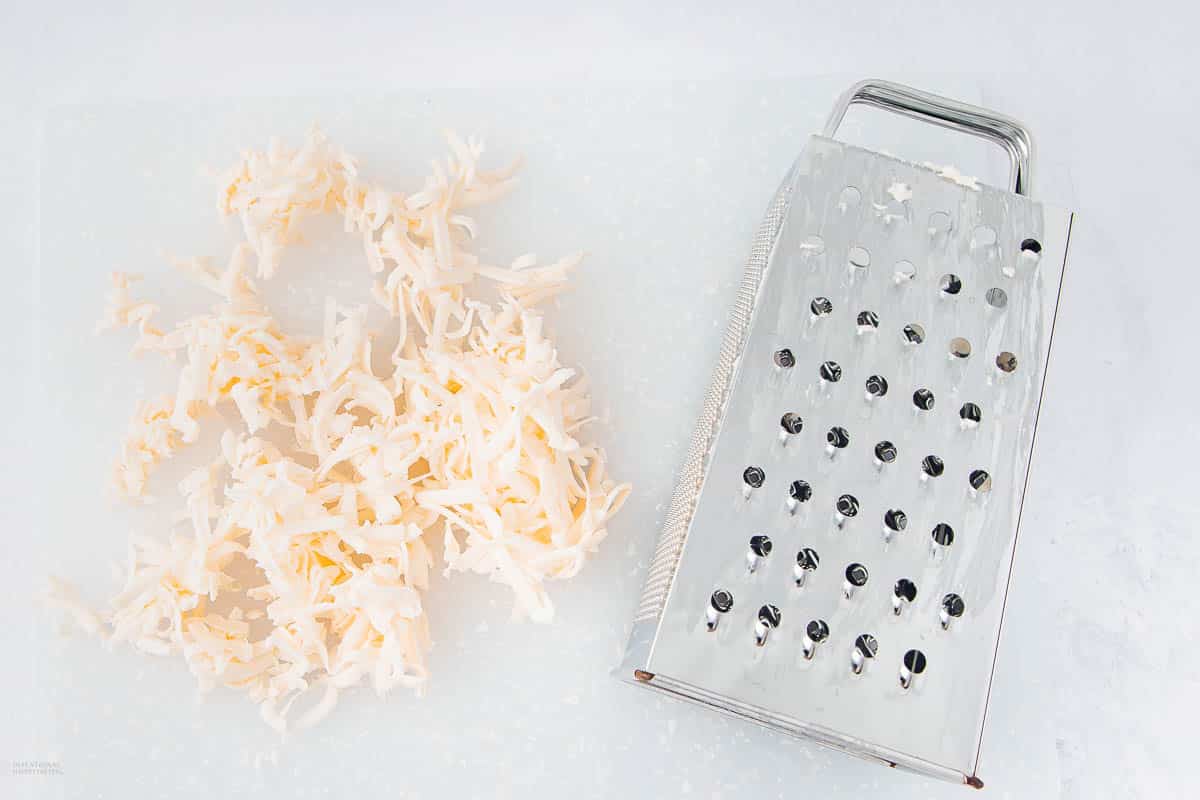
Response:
[60, 129, 629, 732]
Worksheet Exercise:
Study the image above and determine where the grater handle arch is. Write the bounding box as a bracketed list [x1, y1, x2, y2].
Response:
[823, 79, 1034, 196]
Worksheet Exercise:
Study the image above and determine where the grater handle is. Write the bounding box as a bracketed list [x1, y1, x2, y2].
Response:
[823, 79, 1034, 196]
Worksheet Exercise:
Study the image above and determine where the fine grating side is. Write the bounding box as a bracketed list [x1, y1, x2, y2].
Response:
[619, 129, 1073, 785]
[633, 168, 797, 624]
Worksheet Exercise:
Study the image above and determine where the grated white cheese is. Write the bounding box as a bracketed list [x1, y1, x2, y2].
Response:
[58, 128, 630, 733]
[921, 161, 982, 190]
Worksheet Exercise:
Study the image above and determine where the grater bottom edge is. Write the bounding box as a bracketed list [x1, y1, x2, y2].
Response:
[617, 668, 979, 786]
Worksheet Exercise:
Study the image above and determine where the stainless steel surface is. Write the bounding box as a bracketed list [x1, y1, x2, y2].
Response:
[626, 158, 797, 633]
[823, 79, 1035, 196]
[620, 100, 1073, 782]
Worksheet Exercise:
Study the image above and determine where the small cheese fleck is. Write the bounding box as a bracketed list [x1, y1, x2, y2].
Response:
[922, 161, 981, 190]
[885, 181, 913, 203]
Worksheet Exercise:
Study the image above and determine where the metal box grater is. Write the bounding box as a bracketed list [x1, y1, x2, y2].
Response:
[618, 80, 1074, 787]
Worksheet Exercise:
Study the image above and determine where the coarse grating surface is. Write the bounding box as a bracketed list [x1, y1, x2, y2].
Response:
[625, 135, 1072, 782]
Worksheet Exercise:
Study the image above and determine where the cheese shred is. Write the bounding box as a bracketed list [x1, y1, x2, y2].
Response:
[57, 128, 630, 733]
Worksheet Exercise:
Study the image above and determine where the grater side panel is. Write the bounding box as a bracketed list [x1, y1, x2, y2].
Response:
[628, 168, 797, 628]
[970, 208, 1074, 779]
[642, 136, 1070, 778]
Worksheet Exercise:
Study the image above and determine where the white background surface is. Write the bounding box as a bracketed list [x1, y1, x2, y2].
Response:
[1, 3, 1196, 798]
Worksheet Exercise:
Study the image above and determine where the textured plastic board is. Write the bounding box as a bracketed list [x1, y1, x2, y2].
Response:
[27, 80, 1041, 800]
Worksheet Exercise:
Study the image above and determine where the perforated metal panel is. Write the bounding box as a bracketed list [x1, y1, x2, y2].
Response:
[619, 132, 1073, 786]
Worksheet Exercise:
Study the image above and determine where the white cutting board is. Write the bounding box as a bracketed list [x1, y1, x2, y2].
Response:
[24, 78, 1056, 799]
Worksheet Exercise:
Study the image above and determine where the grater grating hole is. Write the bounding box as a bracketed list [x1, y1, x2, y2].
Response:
[706, 589, 734, 631]
[819, 361, 844, 383]
[758, 604, 782, 627]
[884, 508, 908, 533]
[754, 604, 782, 646]
[789, 480, 813, 502]
[836, 494, 860, 518]
[794, 548, 820, 587]
[874, 440, 898, 464]
[774, 348, 796, 369]
[856, 310, 880, 332]
[996, 351, 1018, 373]
[800, 234, 826, 255]
[780, 412, 804, 435]
[865, 375, 889, 399]
[1020, 238, 1042, 257]
[838, 186, 861, 210]
[900, 649, 928, 687]
[810, 296, 834, 317]
[894, 578, 918, 603]
[848, 246, 871, 269]
[893, 260, 916, 284]
[885, 181, 912, 204]
[949, 337, 972, 359]
[796, 548, 820, 570]
[802, 619, 830, 659]
[921, 455, 945, 478]
[743, 466, 766, 489]
[942, 593, 966, 619]
[940, 273, 963, 296]
[854, 634, 879, 659]
[928, 211, 952, 237]
[902, 323, 925, 345]
[747, 536, 772, 572]
[710, 589, 734, 614]
[826, 426, 851, 449]
[851, 634, 878, 674]
[986, 287, 1008, 309]
[913, 388, 936, 411]
[959, 402, 982, 426]
[971, 225, 998, 251]
[931, 523, 955, 546]
[969, 469, 992, 493]
[845, 563, 869, 587]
